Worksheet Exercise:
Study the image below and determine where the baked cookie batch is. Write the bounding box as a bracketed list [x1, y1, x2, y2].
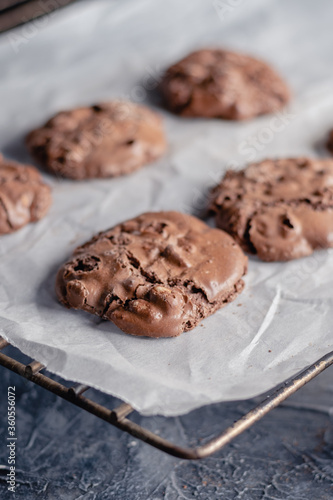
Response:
[2, 48, 333, 337]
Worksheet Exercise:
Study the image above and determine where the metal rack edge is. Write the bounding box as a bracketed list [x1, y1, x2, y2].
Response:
[0, 336, 332, 460]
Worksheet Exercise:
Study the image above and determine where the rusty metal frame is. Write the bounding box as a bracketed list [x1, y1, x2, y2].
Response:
[0, 335, 332, 459]
[0, 0, 78, 33]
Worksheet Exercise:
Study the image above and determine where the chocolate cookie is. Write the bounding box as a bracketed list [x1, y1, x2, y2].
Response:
[0, 155, 51, 235]
[26, 101, 166, 180]
[56, 211, 247, 338]
[210, 158, 333, 262]
[160, 49, 290, 120]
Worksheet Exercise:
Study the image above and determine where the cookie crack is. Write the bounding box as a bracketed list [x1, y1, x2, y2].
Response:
[102, 248, 166, 318]
[263, 197, 333, 211]
[243, 217, 257, 255]
[125, 250, 140, 269]
[102, 293, 121, 318]
[182, 279, 209, 303]
[126, 249, 163, 284]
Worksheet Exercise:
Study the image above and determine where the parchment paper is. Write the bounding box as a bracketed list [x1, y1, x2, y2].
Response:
[0, 0, 333, 416]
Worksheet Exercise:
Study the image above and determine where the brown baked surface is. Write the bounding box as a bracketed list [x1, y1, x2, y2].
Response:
[160, 49, 290, 120]
[56, 211, 247, 337]
[0, 154, 51, 234]
[210, 158, 333, 261]
[26, 101, 166, 180]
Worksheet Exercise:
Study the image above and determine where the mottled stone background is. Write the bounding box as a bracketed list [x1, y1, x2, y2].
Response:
[0, 345, 332, 499]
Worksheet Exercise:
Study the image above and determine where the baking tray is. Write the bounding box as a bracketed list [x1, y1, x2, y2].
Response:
[0, 0, 77, 33]
[1, 335, 332, 460]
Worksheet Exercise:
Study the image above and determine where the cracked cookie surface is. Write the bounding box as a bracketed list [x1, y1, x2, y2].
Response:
[210, 158, 333, 261]
[26, 101, 166, 180]
[0, 155, 52, 235]
[160, 49, 290, 120]
[56, 211, 247, 337]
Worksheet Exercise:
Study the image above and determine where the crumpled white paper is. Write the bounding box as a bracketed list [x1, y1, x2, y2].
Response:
[0, 0, 333, 416]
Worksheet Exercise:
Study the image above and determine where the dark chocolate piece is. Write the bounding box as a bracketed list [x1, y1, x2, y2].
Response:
[56, 211, 247, 337]
[210, 158, 333, 261]
[26, 101, 166, 180]
[0, 154, 51, 234]
[160, 49, 290, 120]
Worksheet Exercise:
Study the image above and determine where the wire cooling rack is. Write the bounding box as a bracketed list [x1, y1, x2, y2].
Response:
[0, 0, 78, 33]
[0, 335, 332, 460]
